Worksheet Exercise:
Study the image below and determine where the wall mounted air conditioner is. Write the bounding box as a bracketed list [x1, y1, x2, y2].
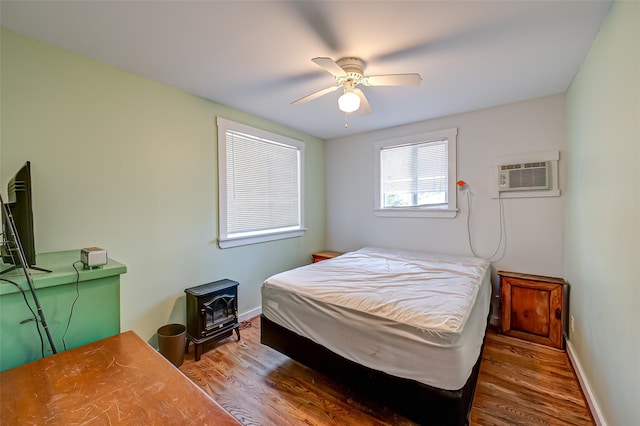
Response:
[498, 161, 550, 192]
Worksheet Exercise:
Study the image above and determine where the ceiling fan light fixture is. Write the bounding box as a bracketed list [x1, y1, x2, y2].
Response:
[338, 90, 360, 113]
[293, 56, 421, 119]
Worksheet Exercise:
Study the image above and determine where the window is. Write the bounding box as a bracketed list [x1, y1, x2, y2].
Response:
[374, 128, 458, 218]
[217, 118, 305, 248]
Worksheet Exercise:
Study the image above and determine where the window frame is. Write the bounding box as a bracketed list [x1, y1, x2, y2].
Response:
[217, 117, 306, 248]
[374, 128, 458, 219]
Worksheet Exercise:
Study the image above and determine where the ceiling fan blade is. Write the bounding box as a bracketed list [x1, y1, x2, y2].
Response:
[291, 85, 340, 105]
[291, 3, 341, 51]
[355, 89, 372, 115]
[312, 57, 346, 77]
[363, 73, 422, 86]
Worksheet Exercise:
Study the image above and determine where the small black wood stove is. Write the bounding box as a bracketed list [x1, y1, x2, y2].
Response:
[184, 279, 240, 361]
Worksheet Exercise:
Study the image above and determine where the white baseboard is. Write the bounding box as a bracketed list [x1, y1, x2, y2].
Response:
[239, 306, 261, 323]
[566, 340, 607, 426]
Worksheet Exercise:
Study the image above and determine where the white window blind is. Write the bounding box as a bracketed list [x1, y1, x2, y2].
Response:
[218, 118, 305, 248]
[374, 128, 458, 218]
[381, 140, 448, 208]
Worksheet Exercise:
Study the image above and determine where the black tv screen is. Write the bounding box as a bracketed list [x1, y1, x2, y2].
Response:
[2, 161, 37, 268]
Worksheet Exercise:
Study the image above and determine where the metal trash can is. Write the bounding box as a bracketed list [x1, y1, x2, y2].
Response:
[157, 323, 186, 367]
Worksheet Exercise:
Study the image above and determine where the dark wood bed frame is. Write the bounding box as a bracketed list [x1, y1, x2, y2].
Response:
[260, 313, 488, 426]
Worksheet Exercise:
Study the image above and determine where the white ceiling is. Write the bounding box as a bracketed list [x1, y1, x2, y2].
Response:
[1, 1, 611, 139]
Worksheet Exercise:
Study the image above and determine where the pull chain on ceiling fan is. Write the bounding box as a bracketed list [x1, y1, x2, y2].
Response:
[292, 57, 422, 115]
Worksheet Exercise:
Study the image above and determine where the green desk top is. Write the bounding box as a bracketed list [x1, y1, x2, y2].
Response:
[0, 250, 127, 296]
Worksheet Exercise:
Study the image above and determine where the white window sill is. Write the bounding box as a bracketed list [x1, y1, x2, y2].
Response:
[374, 208, 459, 219]
[218, 228, 306, 249]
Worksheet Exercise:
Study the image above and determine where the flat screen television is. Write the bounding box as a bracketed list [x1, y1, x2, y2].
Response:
[1, 161, 49, 273]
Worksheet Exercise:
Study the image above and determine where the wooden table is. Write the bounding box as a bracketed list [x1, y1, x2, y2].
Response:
[0, 331, 240, 425]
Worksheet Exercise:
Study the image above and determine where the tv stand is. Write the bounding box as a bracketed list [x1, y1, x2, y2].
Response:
[0, 249, 127, 372]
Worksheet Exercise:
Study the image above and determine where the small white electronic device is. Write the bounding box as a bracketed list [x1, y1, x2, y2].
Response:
[81, 247, 108, 267]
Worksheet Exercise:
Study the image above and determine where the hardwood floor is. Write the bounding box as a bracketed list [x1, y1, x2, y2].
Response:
[179, 317, 594, 425]
[471, 332, 594, 425]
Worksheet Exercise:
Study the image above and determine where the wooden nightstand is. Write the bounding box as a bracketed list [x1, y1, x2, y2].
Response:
[499, 270, 566, 349]
[311, 251, 343, 263]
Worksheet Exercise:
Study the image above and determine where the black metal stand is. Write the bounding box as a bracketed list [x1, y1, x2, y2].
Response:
[1, 194, 57, 355]
[0, 264, 52, 275]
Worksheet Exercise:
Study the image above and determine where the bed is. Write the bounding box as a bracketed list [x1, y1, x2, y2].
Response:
[260, 247, 491, 425]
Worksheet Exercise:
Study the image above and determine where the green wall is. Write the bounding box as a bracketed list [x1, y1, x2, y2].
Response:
[565, 1, 640, 424]
[0, 28, 326, 346]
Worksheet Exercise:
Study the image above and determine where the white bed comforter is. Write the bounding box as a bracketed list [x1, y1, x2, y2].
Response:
[265, 247, 488, 336]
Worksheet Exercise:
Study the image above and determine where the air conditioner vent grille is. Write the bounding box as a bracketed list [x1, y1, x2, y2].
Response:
[501, 164, 520, 170]
[498, 161, 550, 192]
[523, 161, 547, 168]
[508, 168, 547, 188]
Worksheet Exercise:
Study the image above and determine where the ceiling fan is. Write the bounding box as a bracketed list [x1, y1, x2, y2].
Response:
[292, 57, 422, 115]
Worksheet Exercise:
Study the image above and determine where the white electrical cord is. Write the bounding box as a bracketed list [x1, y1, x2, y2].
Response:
[465, 188, 504, 260]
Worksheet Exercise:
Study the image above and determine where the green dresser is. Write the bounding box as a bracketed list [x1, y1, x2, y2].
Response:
[0, 250, 126, 371]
